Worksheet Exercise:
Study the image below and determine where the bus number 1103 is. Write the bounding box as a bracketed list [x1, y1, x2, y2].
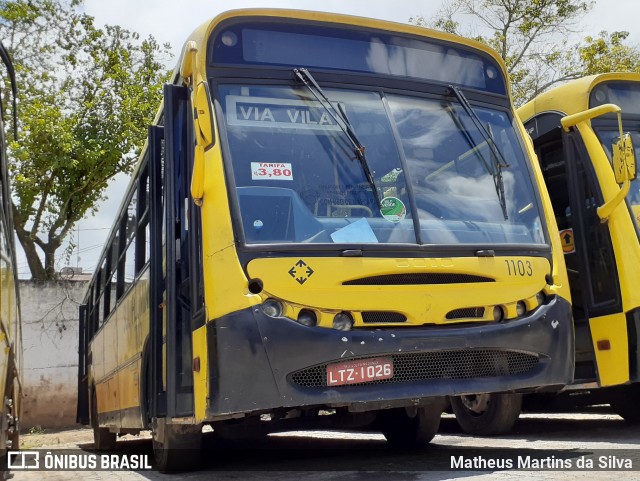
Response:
[505, 259, 533, 277]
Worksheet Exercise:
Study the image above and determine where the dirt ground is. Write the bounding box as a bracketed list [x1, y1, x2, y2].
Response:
[18, 426, 150, 449]
[8, 413, 640, 481]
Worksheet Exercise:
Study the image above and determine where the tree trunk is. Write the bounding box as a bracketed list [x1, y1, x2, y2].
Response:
[43, 246, 57, 280]
[11, 202, 50, 281]
[13, 226, 46, 280]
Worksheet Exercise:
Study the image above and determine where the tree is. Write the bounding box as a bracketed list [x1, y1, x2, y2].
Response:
[577, 31, 640, 75]
[412, 0, 597, 105]
[0, 0, 171, 280]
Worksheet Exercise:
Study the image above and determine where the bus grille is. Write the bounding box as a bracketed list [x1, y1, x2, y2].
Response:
[361, 311, 407, 323]
[289, 350, 539, 388]
[343, 273, 494, 285]
[446, 307, 485, 319]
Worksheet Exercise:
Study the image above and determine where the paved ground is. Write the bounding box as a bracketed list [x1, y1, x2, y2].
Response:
[6, 412, 640, 480]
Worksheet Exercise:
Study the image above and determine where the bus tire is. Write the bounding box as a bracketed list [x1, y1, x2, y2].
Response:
[91, 389, 116, 450]
[152, 418, 202, 473]
[610, 384, 640, 423]
[451, 393, 522, 436]
[379, 404, 441, 448]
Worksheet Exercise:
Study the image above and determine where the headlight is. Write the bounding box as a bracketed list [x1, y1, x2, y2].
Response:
[333, 312, 354, 331]
[297, 309, 317, 327]
[261, 299, 283, 318]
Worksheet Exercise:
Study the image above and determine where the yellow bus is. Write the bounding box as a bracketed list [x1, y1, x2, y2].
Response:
[514, 73, 640, 419]
[0, 41, 21, 475]
[76, 9, 574, 471]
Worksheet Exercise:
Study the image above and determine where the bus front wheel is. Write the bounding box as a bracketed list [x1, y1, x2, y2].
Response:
[451, 393, 522, 435]
[379, 403, 442, 448]
[152, 419, 202, 472]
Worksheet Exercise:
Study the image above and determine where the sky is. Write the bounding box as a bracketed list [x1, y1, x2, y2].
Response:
[14, 0, 640, 278]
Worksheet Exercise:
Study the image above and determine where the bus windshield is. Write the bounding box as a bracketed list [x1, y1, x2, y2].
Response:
[220, 84, 544, 246]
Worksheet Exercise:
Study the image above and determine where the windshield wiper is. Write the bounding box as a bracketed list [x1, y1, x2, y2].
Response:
[448, 85, 509, 220]
[293, 67, 382, 210]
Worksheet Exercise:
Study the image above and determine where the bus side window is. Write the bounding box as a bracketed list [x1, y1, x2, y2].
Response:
[123, 191, 137, 288]
[136, 163, 150, 271]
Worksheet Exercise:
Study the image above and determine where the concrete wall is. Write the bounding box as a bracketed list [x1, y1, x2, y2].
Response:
[19, 279, 89, 429]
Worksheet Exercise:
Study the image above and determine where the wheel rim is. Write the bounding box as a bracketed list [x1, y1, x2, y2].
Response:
[459, 394, 490, 415]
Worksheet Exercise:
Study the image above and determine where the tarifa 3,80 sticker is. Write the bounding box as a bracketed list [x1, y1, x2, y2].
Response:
[251, 162, 293, 180]
[380, 196, 406, 223]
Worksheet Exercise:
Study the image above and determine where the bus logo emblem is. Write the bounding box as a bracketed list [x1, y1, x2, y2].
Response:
[288, 260, 315, 285]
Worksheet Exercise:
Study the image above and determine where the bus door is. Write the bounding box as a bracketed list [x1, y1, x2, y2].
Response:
[526, 115, 622, 386]
[148, 84, 202, 420]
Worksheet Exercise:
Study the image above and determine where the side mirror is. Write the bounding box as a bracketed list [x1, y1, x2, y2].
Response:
[191, 81, 214, 203]
[179, 41, 215, 205]
[612, 132, 637, 183]
[562, 104, 637, 222]
[180, 41, 198, 83]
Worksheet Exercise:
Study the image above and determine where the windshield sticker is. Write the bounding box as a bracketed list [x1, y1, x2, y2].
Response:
[330, 218, 379, 243]
[251, 162, 293, 181]
[226, 95, 342, 131]
[559, 228, 575, 254]
[380, 197, 406, 223]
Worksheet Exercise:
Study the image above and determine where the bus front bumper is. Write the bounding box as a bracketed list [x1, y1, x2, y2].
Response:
[205, 295, 573, 417]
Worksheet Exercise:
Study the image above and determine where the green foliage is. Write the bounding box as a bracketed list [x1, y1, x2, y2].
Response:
[28, 425, 45, 435]
[415, 0, 594, 105]
[0, 0, 172, 279]
[578, 31, 640, 75]
[416, 1, 640, 106]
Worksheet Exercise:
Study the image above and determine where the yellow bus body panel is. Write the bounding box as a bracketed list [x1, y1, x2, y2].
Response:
[589, 313, 629, 386]
[192, 325, 209, 422]
[247, 256, 552, 327]
[200, 130, 262, 321]
[90, 268, 150, 421]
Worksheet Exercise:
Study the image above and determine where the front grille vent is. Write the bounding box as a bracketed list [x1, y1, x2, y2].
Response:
[343, 273, 494, 286]
[361, 311, 407, 323]
[446, 307, 486, 320]
[290, 349, 539, 388]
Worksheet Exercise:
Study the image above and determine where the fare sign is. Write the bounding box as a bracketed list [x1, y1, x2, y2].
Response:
[326, 357, 394, 386]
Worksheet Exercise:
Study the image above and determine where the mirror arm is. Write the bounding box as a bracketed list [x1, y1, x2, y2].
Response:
[561, 104, 621, 131]
[597, 178, 631, 223]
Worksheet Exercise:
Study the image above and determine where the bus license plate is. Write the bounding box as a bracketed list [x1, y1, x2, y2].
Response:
[326, 357, 393, 386]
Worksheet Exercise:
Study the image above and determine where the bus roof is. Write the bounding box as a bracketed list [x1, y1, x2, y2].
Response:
[518, 72, 640, 122]
[176, 8, 511, 91]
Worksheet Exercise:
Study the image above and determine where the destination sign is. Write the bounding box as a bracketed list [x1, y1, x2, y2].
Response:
[226, 95, 342, 131]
